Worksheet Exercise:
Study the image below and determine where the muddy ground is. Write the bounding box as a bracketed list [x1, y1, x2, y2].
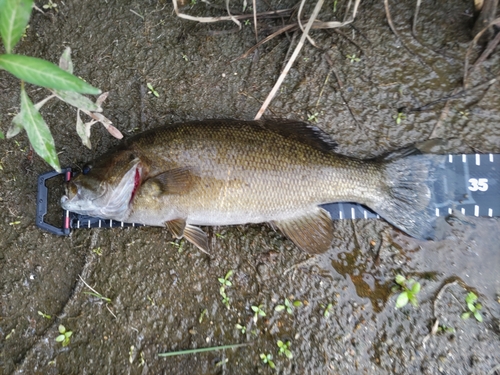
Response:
[1, 0, 500, 374]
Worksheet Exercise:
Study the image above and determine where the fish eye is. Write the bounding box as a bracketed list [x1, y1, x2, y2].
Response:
[82, 164, 92, 175]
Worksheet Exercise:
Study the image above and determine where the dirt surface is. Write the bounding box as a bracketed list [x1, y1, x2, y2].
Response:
[1, 0, 499, 374]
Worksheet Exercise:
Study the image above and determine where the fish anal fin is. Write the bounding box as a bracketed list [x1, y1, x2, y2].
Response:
[183, 225, 210, 255]
[166, 218, 186, 238]
[273, 207, 334, 254]
[152, 167, 194, 195]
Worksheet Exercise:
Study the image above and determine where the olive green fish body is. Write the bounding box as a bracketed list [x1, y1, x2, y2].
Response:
[61, 119, 434, 254]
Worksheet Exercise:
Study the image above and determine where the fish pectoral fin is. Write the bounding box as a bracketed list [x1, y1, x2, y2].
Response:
[183, 225, 210, 255]
[273, 207, 334, 254]
[166, 218, 187, 238]
[152, 167, 194, 195]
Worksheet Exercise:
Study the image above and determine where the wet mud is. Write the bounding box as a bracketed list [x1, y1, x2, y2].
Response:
[1, 0, 499, 374]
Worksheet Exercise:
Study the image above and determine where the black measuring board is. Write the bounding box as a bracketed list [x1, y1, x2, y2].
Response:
[36, 153, 500, 236]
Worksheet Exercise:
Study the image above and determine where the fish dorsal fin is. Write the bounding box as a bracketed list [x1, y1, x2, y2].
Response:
[151, 167, 194, 195]
[257, 119, 337, 153]
[166, 220, 210, 255]
[272, 207, 334, 254]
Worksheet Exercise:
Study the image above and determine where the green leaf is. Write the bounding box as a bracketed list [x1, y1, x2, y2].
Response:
[461, 312, 470, 320]
[465, 292, 477, 304]
[55, 334, 65, 342]
[52, 89, 101, 112]
[251, 306, 258, 312]
[0, 54, 101, 94]
[58, 325, 65, 334]
[19, 86, 60, 171]
[395, 274, 406, 286]
[0, 0, 33, 53]
[285, 350, 293, 359]
[218, 278, 225, 284]
[467, 302, 476, 312]
[293, 300, 303, 307]
[411, 282, 421, 294]
[474, 311, 483, 322]
[58, 46, 73, 74]
[0, 129, 4, 139]
[75, 110, 91, 149]
[275, 305, 285, 312]
[395, 292, 409, 308]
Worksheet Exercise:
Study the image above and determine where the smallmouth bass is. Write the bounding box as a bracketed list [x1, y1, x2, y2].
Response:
[61, 119, 434, 253]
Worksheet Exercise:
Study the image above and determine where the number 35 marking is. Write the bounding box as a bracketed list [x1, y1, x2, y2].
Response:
[468, 178, 488, 192]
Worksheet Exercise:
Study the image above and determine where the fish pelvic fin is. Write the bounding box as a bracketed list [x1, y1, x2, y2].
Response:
[272, 207, 334, 254]
[167, 219, 210, 255]
[371, 154, 435, 240]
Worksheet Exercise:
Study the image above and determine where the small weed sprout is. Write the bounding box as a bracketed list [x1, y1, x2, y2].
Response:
[199, 308, 208, 323]
[459, 110, 469, 119]
[461, 292, 483, 322]
[38, 311, 51, 319]
[393, 112, 406, 125]
[235, 323, 246, 334]
[437, 325, 455, 334]
[43, 0, 58, 11]
[322, 303, 334, 318]
[92, 247, 102, 255]
[147, 83, 159, 97]
[56, 325, 72, 347]
[216, 358, 228, 367]
[251, 304, 266, 323]
[181, 53, 188, 62]
[218, 270, 234, 309]
[346, 54, 360, 63]
[333, 0, 338, 12]
[244, 19, 251, 26]
[392, 274, 420, 308]
[169, 240, 184, 253]
[307, 113, 319, 122]
[277, 340, 293, 359]
[275, 298, 302, 315]
[260, 353, 275, 369]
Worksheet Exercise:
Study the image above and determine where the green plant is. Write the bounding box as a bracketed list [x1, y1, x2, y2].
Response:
[235, 323, 246, 334]
[0, 0, 121, 171]
[37, 310, 51, 319]
[346, 54, 360, 63]
[392, 274, 420, 308]
[199, 308, 208, 323]
[169, 240, 184, 253]
[260, 353, 275, 369]
[218, 270, 233, 309]
[322, 303, 334, 318]
[307, 112, 319, 122]
[437, 324, 455, 334]
[251, 304, 266, 323]
[158, 343, 247, 357]
[92, 247, 102, 255]
[277, 340, 293, 359]
[461, 292, 483, 322]
[55, 325, 72, 347]
[275, 298, 302, 315]
[43, 0, 58, 11]
[147, 82, 159, 97]
[393, 111, 406, 125]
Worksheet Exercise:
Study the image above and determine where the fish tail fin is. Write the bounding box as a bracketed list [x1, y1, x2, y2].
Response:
[370, 154, 435, 240]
